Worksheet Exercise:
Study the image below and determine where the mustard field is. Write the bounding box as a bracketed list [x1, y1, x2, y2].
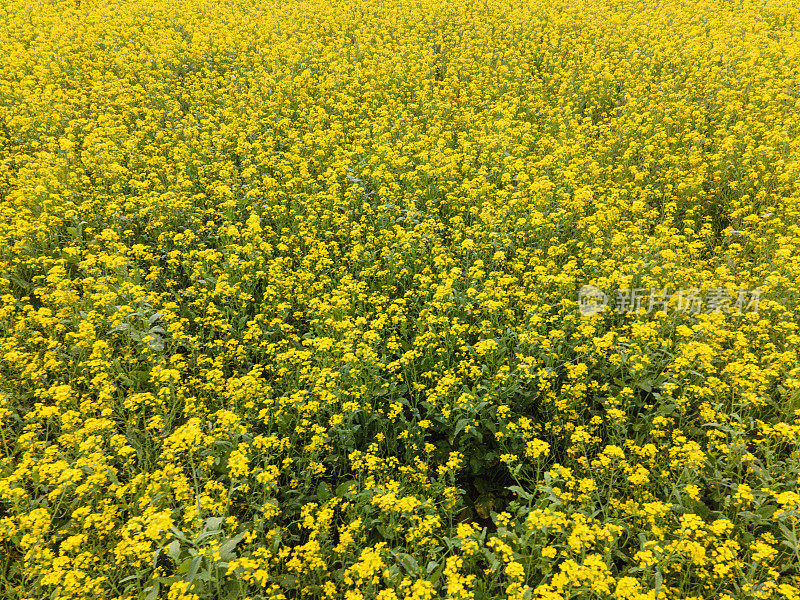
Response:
[1, 0, 799, 598]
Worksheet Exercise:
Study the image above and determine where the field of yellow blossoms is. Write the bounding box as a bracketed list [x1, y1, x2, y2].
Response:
[1, 0, 800, 598]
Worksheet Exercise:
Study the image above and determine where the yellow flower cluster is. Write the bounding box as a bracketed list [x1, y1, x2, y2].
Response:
[1, 0, 800, 598]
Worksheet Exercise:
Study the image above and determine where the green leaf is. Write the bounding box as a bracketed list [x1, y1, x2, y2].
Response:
[223, 578, 246, 600]
[177, 557, 193, 574]
[219, 531, 248, 562]
[170, 527, 189, 543]
[109, 322, 132, 334]
[695, 501, 711, 519]
[397, 553, 419, 575]
[453, 418, 470, 438]
[186, 554, 203, 582]
[507, 485, 533, 501]
[195, 529, 222, 545]
[336, 480, 357, 497]
[377, 523, 392, 540]
[166, 540, 181, 562]
[756, 504, 777, 519]
[144, 582, 160, 600]
[270, 529, 282, 552]
[383, 564, 402, 585]
[429, 562, 445, 585]
[204, 516, 225, 532]
[523, 586, 533, 600]
[317, 482, 333, 502]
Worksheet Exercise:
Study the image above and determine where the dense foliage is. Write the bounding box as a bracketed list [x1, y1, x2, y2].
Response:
[1, 0, 799, 598]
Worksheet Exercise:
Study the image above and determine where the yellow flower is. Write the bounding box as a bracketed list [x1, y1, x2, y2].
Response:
[684, 484, 701, 502]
